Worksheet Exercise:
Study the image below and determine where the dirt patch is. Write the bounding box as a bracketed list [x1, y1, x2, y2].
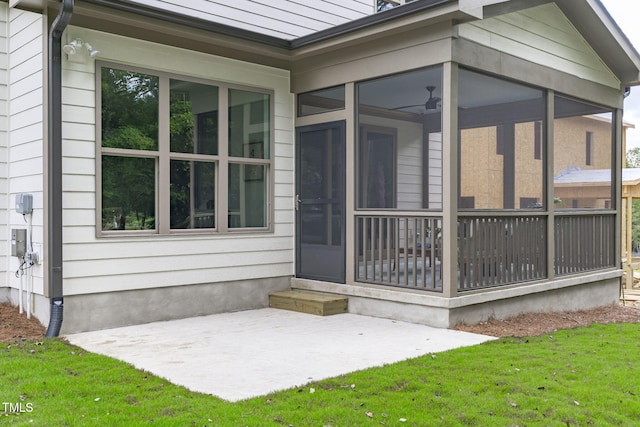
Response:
[0, 303, 46, 343]
[454, 303, 640, 337]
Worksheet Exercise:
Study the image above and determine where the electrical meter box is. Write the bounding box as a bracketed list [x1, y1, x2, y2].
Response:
[15, 193, 33, 215]
[11, 228, 26, 258]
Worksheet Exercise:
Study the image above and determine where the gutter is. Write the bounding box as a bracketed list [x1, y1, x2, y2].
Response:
[80, 0, 458, 50]
[291, 0, 457, 49]
[45, 0, 74, 338]
[81, 0, 290, 49]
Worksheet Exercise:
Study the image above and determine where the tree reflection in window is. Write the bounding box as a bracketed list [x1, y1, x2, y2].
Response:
[101, 69, 158, 230]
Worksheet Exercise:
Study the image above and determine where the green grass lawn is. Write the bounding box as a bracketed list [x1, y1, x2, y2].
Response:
[2, 323, 640, 426]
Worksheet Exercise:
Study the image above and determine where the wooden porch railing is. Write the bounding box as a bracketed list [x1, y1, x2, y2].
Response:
[458, 215, 547, 290]
[355, 215, 443, 291]
[554, 213, 615, 276]
[356, 213, 614, 292]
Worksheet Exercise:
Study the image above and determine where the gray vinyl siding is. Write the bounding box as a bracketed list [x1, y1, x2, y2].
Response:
[458, 3, 620, 89]
[127, 0, 373, 38]
[61, 27, 294, 296]
[7, 7, 44, 292]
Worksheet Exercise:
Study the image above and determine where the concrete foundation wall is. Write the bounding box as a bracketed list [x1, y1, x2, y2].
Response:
[292, 272, 622, 328]
[348, 296, 451, 328]
[60, 277, 291, 334]
[448, 278, 620, 327]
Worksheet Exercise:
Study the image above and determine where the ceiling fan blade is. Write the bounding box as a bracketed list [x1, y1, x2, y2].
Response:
[391, 104, 423, 110]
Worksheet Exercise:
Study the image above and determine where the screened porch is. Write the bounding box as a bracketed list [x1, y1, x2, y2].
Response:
[348, 65, 618, 293]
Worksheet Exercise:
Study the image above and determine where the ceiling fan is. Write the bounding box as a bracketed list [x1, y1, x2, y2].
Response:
[392, 85, 441, 111]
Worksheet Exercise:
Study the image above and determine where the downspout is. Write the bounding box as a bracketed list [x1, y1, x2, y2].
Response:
[45, 0, 74, 338]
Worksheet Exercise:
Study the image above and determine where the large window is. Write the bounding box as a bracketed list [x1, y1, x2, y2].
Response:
[458, 69, 545, 210]
[99, 65, 272, 234]
[553, 96, 614, 210]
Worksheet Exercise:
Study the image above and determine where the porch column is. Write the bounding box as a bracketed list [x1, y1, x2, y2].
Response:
[546, 90, 555, 280]
[625, 196, 632, 260]
[625, 195, 633, 289]
[345, 82, 356, 284]
[615, 108, 623, 268]
[441, 62, 458, 298]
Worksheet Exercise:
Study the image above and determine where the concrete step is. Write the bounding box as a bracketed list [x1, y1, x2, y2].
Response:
[269, 290, 348, 316]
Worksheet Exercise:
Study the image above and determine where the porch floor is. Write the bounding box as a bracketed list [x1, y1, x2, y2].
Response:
[65, 308, 493, 401]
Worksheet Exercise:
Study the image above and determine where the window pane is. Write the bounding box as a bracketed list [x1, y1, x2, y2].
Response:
[229, 89, 270, 159]
[298, 85, 345, 116]
[228, 163, 267, 228]
[102, 156, 156, 231]
[357, 66, 443, 210]
[170, 80, 219, 155]
[554, 96, 613, 209]
[458, 69, 545, 210]
[170, 160, 215, 229]
[101, 68, 159, 150]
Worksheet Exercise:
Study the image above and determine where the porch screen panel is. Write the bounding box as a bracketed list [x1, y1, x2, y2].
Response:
[458, 69, 545, 210]
[553, 96, 614, 210]
[357, 65, 443, 211]
[298, 85, 345, 117]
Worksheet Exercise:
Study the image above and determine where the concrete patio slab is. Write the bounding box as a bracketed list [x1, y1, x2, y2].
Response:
[66, 308, 495, 401]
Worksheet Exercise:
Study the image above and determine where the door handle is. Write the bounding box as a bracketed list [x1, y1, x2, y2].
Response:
[295, 194, 301, 211]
